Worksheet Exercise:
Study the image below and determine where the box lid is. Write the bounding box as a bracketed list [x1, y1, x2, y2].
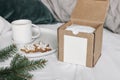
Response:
[71, 0, 109, 23]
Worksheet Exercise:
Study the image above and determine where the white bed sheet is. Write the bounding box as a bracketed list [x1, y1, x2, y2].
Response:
[0, 23, 120, 80]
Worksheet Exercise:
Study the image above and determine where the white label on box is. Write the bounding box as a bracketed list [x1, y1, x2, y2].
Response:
[64, 35, 88, 66]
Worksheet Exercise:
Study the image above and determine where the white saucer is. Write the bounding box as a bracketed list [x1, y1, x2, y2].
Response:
[16, 28, 57, 58]
[18, 49, 57, 58]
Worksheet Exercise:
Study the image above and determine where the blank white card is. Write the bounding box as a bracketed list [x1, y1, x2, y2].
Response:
[64, 35, 88, 66]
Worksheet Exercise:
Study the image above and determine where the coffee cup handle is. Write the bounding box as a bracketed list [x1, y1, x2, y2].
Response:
[32, 24, 40, 39]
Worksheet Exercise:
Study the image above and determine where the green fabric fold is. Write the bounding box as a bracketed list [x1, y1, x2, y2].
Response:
[0, 0, 57, 24]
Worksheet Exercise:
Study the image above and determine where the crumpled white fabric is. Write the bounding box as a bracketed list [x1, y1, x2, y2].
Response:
[41, 0, 77, 22]
[0, 16, 13, 49]
[0, 16, 11, 36]
[102, 0, 120, 34]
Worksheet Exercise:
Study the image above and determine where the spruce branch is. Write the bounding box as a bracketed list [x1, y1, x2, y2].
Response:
[10, 54, 47, 71]
[11, 54, 47, 80]
[0, 45, 47, 80]
[0, 54, 47, 80]
[0, 44, 17, 62]
[16, 58, 47, 72]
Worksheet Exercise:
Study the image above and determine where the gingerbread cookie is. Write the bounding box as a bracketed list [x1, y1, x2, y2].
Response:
[20, 41, 52, 53]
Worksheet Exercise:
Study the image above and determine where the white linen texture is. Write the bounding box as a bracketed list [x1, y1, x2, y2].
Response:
[0, 17, 120, 80]
[0, 16, 11, 36]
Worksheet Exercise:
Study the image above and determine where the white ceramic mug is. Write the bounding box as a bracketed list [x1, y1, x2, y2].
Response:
[11, 19, 40, 44]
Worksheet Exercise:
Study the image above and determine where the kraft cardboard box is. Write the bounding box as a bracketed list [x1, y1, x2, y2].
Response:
[58, 0, 109, 67]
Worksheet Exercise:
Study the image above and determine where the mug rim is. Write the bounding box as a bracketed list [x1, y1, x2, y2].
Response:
[11, 19, 32, 25]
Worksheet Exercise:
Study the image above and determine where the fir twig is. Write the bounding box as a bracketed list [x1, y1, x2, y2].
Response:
[0, 45, 47, 80]
[0, 44, 17, 62]
[0, 54, 47, 80]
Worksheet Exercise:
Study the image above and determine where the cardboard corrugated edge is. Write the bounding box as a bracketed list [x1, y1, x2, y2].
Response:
[58, 21, 72, 61]
[93, 24, 103, 66]
[93, 0, 110, 65]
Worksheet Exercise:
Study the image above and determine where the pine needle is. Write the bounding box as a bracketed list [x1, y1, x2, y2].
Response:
[0, 44, 17, 62]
